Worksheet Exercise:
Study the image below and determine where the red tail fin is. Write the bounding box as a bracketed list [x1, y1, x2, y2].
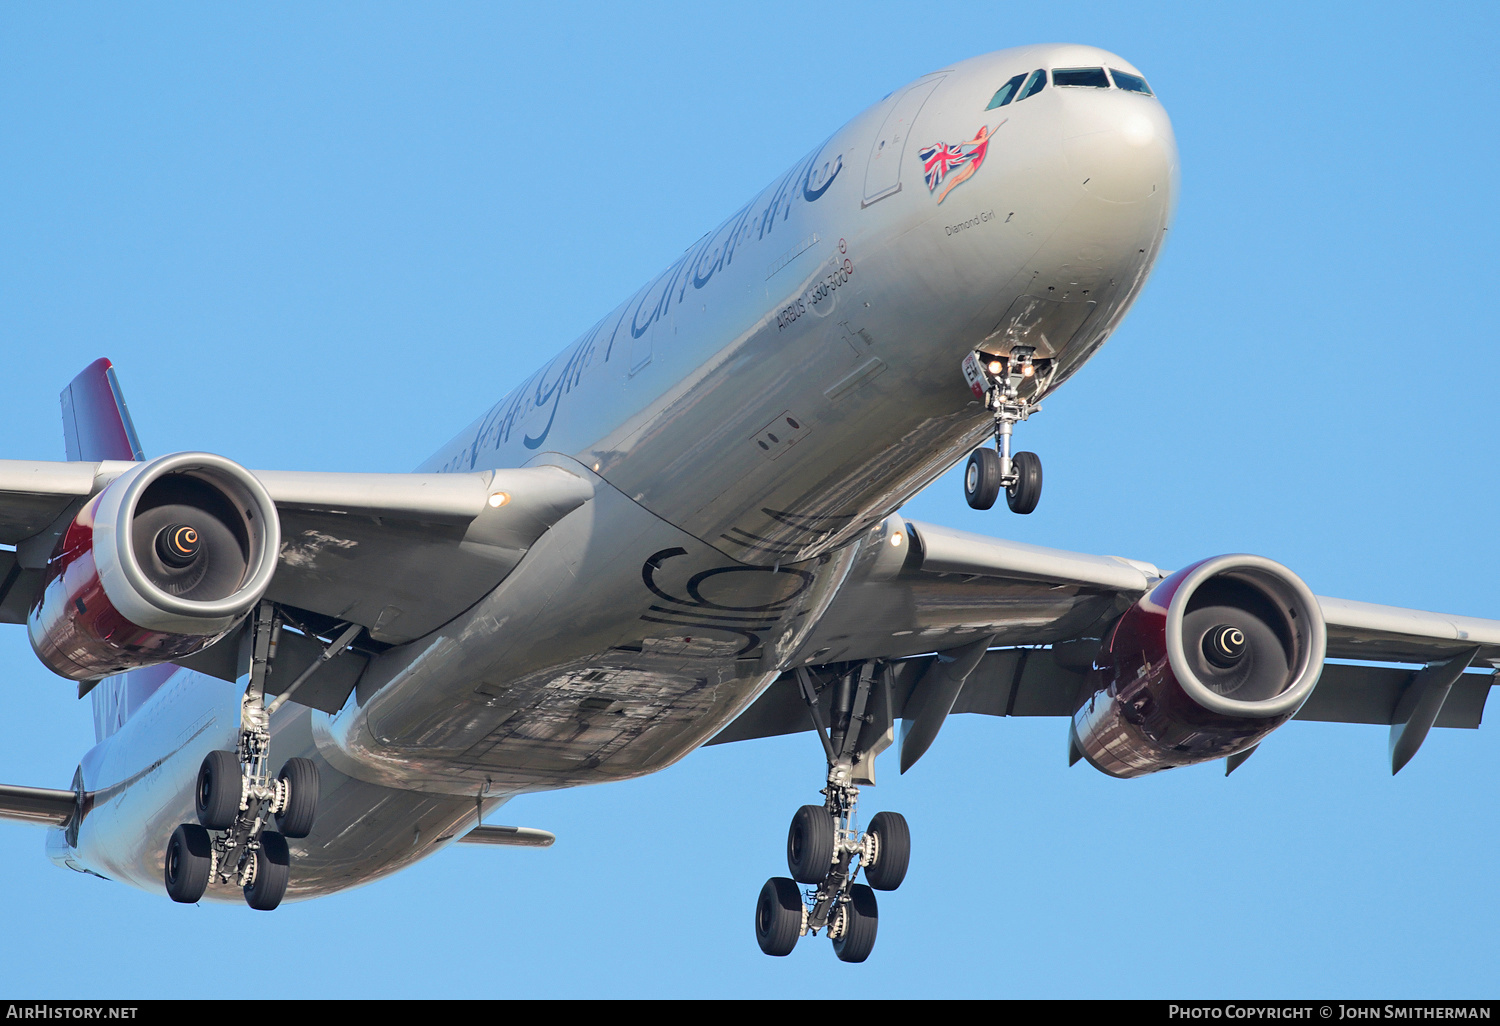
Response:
[60, 358, 144, 462]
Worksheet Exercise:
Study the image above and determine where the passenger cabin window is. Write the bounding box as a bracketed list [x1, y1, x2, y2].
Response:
[1017, 68, 1047, 101]
[986, 73, 1027, 110]
[1109, 69, 1153, 95]
[1052, 67, 1110, 88]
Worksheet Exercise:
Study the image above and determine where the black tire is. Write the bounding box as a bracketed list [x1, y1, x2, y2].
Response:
[164, 823, 212, 903]
[964, 448, 1002, 510]
[832, 883, 879, 963]
[1006, 450, 1043, 514]
[195, 750, 242, 830]
[787, 804, 836, 884]
[275, 758, 319, 839]
[754, 877, 803, 957]
[244, 831, 290, 911]
[863, 811, 911, 891]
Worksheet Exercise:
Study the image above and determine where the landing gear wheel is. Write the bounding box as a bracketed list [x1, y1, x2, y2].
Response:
[1006, 450, 1042, 514]
[755, 877, 804, 956]
[195, 750, 242, 830]
[244, 831, 290, 911]
[164, 823, 212, 903]
[964, 449, 1002, 510]
[275, 758, 319, 839]
[831, 883, 879, 963]
[863, 811, 910, 891]
[787, 804, 836, 884]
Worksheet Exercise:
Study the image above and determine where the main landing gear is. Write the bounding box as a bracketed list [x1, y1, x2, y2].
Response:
[164, 602, 357, 910]
[961, 346, 1044, 514]
[754, 663, 912, 963]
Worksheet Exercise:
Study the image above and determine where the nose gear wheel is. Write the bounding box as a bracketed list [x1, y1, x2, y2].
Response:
[960, 348, 1047, 514]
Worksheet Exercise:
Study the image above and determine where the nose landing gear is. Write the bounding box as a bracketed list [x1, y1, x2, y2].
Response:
[754, 663, 911, 963]
[961, 347, 1045, 514]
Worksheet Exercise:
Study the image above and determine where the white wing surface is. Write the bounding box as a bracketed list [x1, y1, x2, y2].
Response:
[0, 457, 592, 644]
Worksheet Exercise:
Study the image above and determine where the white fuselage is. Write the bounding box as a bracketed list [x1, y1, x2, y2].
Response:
[52, 43, 1178, 900]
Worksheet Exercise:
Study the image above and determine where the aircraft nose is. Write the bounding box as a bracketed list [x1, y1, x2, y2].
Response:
[1059, 89, 1178, 207]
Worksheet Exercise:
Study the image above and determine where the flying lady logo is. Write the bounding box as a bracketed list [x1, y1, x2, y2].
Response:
[918, 121, 1001, 203]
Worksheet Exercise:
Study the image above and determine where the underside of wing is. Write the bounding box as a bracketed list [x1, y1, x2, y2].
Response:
[715, 516, 1500, 779]
[0, 454, 593, 690]
[257, 464, 592, 642]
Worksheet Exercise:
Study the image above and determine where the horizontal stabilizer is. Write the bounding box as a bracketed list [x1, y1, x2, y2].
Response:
[457, 825, 555, 848]
[0, 783, 81, 826]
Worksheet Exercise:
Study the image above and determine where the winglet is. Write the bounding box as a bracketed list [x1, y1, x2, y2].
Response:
[60, 358, 144, 463]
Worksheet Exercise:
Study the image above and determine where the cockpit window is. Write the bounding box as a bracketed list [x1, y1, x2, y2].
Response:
[1017, 69, 1047, 101]
[1052, 67, 1110, 88]
[1109, 68, 1153, 95]
[986, 73, 1027, 110]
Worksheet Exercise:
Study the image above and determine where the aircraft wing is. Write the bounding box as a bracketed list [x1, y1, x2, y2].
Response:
[0, 457, 592, 646]
[712, 519, 1500, 775]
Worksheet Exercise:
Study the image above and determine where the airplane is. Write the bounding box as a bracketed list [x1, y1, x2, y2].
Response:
[1, 41, 1496, 965]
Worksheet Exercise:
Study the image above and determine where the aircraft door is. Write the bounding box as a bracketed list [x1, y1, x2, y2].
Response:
[862, 76, 946, 207]
[630, 324, 652, 375]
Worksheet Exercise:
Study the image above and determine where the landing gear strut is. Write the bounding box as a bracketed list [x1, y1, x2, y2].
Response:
[754, 662, 911, 963]
[961, 347, 1044, 514]
[165, 602, 357, 909]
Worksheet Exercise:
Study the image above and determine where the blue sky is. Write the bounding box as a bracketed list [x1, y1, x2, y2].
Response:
[2, 1, 1498, 998]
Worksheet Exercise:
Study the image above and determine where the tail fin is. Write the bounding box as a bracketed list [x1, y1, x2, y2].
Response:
[60, 358, 144, 462]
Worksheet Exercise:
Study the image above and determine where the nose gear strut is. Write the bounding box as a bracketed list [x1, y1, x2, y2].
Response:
[753, 662, 911, 963]
[961, 347, 1045, 514]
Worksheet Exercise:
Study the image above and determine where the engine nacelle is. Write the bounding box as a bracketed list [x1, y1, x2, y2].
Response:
[1070, 554, 1326, 778]
[28, 452, 280, 680]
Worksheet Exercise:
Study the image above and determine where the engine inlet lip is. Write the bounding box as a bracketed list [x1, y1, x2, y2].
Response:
[1161, 553, 1326, 719]
[99, 451, 281, 626]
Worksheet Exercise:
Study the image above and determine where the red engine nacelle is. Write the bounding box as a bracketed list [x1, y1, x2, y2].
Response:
[1070, 554, 1326, 778]
[27, 452, 280, 681]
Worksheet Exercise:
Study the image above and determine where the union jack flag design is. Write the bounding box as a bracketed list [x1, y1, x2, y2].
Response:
[917, 123, 998, 204]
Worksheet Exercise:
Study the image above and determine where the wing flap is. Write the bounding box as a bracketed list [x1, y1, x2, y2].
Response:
[0, 551, 42, 626]
[711, 647, 1498, 747]
[1292, 662, 1495, 729]
[709, 647, 1087, 746]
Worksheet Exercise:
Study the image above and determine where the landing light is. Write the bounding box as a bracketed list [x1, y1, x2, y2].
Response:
[890, 532, 904, 547]
[488, 492, 510, 508]
[1022, 364, 1035, 378]
[987, 360, 1002, 374]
